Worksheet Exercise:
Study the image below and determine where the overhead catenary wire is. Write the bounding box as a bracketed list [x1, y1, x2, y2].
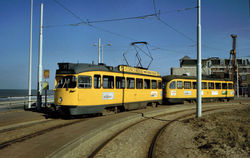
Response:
[45, 2, 196, 27]
[84, 13, 158, 24]
[50, 0, 222, 56]
[160, 6, 198, 14]
[151, 0, 195, 42]
[52, 0, 137, 41]
[157, 18, 195, 42]
[152, 1, 224, 52]
[51, 0, 186, 55]
[51, 0, 197, 46]
[53, 0, 89, 24]
[44, 12, 159, 28]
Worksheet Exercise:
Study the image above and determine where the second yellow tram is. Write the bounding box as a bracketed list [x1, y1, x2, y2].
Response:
[162, 75, 234, 103]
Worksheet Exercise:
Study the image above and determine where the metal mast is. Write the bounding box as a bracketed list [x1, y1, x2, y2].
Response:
[28, 0, 33, 109]
[230, 34, 239, 97]
[98, 38, 101, 64]
[37, 3, 44, 110]
[196, 0, 202, 118]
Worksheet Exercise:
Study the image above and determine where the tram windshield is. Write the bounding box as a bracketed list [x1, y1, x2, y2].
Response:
[56, 76, 76, 88]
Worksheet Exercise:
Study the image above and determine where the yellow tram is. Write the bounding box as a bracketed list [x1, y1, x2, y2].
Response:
[162, 75, 234, 103]
[54, 63, 162, 115]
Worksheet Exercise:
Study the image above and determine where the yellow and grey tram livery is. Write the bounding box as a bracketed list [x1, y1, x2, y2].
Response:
[162, 75, 234, 103]
[54, 63, 162, 115]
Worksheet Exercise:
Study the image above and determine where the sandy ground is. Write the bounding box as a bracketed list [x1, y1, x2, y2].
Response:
[155, 101, 250, 158]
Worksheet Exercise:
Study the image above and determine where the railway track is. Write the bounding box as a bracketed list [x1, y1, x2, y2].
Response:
[147, 108, 226, 158]
[0, 118, 89, 150]
[0, 119, 54, 134]
[87, 106, 228, 158]
[0, 100, 244, 158]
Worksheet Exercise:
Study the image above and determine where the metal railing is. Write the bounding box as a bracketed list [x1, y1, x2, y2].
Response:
[0, 97, 54, 109]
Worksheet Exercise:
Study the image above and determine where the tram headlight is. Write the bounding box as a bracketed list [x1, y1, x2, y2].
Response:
[59, 97, 63, 103]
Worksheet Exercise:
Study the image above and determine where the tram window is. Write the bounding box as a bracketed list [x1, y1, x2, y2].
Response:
[56, 78, 64, 88]
[215, 83, 221, 89]
[127, 78, 135, 89]
[152, 80, 157, 89]
[177, 81, 183, 89]
[57, 76, 76, 88]
[193, 82, 197, 89]
[136, 78, 143, 89]
[184, 81, 191, 89]
[228, 83, 233, 89]
[169, 81, 176, 89]
[208, 82, 214, 89]
[94, 75, 101, 88]
[202, 82, 207, 89]
[144, 79, 150, 89]
[222, 83, 227, 89]
[116, 77, 125, 89]
[78, 76, 92, 88]
[158, 81, 162, 89]
[103, 76, 114, 89]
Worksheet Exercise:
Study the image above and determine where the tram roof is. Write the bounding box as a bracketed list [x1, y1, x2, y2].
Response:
[162, 75, 233, 82]
[56, 63, 160, 77]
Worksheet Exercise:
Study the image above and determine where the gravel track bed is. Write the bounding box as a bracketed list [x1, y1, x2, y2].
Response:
[154, 104, 250, 158]
[94, 110, 196, 158]
[63, 104, 235, 158]
[0, 99, 246, 158]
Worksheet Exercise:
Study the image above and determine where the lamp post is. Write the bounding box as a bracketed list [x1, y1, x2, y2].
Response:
[27, 0, 33, 109]
[37, 3, 44, 111]
[93, 38, 111, 64]
[101, 43, 112, 63]
[196, 0, 202, 118]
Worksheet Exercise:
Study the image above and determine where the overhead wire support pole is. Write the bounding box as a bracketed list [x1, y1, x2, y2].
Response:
[28, 0, 33, 109]
[196, 0, 202, 118]
[101, 44, 103, 63]
[37, 3, 44, 111]
[98, 38, 101, 64]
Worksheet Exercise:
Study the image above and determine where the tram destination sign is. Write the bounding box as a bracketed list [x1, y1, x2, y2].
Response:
[119, 65, 160, 76]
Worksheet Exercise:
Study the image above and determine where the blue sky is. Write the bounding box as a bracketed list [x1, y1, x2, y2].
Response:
[0, 0, 249, 89]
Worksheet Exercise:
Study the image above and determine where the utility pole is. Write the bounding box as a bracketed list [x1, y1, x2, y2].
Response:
[196, 0, 202, 118]
[37, 3, 43, 111]
[94, 38, 111, 64]
[28, 0, 33, 109]
[98, 38, 101, 64]
[101, 45, 103, 63]
[101, 43, 112, 63]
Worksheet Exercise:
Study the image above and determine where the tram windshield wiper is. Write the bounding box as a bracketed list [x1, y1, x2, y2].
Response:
[56, 76, 76, 89]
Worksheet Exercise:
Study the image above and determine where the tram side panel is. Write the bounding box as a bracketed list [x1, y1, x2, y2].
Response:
[54, 71, 162, 115]
[163, 78, 234, 103]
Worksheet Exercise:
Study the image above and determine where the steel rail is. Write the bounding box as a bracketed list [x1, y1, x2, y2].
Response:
[148, 107, 227, 158]
[88, 106, 227, 158]
[88, 108, 199, 158]
[0, 118, 88, 150]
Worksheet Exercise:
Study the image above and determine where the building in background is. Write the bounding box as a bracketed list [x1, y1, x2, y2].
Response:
[171, 56, 250, 96]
